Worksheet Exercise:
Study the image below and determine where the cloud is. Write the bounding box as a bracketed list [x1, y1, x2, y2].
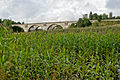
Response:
[0, 0, 107, 23]
[106, 0, 120, 9]
[105, 0, 120, 16]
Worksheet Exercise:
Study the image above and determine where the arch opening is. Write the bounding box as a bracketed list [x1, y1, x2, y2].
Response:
[36, 26, 43, 31]
[28, 25, 36, 32]
[47, 24, 63, 30]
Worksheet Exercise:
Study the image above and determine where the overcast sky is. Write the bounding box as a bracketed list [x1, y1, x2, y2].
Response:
[0, 0, 120, 23]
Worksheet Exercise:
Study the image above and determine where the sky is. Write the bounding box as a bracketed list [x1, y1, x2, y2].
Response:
[0, 0, 120, 23]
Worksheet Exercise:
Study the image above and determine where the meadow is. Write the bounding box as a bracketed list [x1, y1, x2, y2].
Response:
[0, 25, 120, 80]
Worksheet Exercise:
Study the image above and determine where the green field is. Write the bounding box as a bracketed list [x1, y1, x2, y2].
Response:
[0, 26, 120, 80]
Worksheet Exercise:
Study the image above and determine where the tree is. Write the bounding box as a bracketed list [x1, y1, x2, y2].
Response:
[97, 15, 102, 22]
[12, 26, 24, 32]
[112, 16, 116, 19]
[22, 22, 24, 24]
[0, 19, 2, 23]
[102, 13, 108, 19]
[70, 23, 76, 28]
[93, 13, 98, 20]
[116, 16, 120, 19]
[83, 18, 92, 26]
[83, 14, 88, 19]
[89, 11, 93, 20]
[76, 18, 91, 28]
[2, 19, 12, 27]
[77, 18, 85, 27]
[109, 12, 112, 19]
[17, 22, 21, 24]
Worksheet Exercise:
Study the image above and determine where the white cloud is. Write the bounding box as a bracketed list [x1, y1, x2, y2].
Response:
[0, 0, 117, 23]
[106, 0, 120, 16]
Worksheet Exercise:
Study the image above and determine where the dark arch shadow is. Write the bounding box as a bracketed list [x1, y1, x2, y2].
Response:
[36, 26, 43, 31]
[47, 24, 63, 30]
[12, 26, 24, 32]
[28, 25, 36, 32]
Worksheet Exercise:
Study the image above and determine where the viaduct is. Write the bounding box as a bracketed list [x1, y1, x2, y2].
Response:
[12, 19, 120, 32]
[12, 21, 78, 32]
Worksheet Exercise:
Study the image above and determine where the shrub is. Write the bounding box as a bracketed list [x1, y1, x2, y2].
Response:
[92, 21, 99, 27]
[12, 26, 24, 32]
[76, 18, 92, 28]
[77, 18, 85, 27]
[69, 23, 76, 28]
[97, 15, 102, 22]
[83, 18, 92, 26]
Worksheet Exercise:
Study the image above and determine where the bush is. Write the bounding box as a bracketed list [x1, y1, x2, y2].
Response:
[84, 18, 92, 26]
[77, 18, 85, 27]
[100, 21, 120, 26]
[12, 26, 24, 32]
[92, 21, 99, 27]
[2, 19, 12, 27]
[69, 23, 76, 28]
[76, 18, 92, 28]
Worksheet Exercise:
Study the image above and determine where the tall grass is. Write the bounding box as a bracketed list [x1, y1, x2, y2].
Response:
[0, 26, 120, 79]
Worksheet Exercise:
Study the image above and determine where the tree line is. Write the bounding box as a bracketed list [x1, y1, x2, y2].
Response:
[86, 12, 120, 22]
[0, 18, 24, 26]
[70, 12, 120, 28]
[0, 18, 24, 32]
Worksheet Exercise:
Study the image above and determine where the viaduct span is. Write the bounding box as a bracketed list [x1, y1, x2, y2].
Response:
[12, 19, 120, 32]
[12, 21, 77, 32]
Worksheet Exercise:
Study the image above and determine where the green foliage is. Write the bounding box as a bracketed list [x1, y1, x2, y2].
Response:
[69, 23, 76, 28]
[1, 26, 120, 79]
[116, 16, 120, 19]
[77, 18, 91, 28]
[109, 12, 113, 19]
[102, 13, 108, 20]
[92, 21, 99, 27]
[0, 19, 2, 23]
[0, 18, 23, 25]
[93, 13, 98, 20]
[22, 22, 25, 24]
[83, 14, 88, 19]
[97, 15, 102, 22]
[2, 19, 12, 27]
[89, 11, 93, 20]
[100, 21, 120, 26]
[83, 18, 92, 26]
[0, 18, 24, 32]
[77, 18, 85, 27]
[88, 12, 120, 20]
[55, 25, 63, 29]
[12, 26, 24, 32]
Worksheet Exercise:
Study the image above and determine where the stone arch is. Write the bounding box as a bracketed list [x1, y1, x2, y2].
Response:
[28, 25, 36, 32]
[36, 26, 42, 31]
[47, 24, 63, 30]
